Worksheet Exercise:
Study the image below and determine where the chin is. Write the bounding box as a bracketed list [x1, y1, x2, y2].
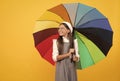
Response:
[59, 33, 64, 36]
[59, 34, 63, 36]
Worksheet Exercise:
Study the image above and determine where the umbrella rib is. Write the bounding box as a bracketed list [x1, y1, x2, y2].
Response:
[75, 28, 113, 55]
[36, 20, 61, 24]
[63, 3, 79, 26]
[48, 4, 72, 24]
[74, 3, 79, 26]
[33, 29, 58, 46]
[63, 4, 72, 24]
[75, 27, 113, 36]
[78, 18, 106, 25]
[33, 28, 58, 34]
[76, 31, 107, 65]
[76, 32, 95, 68]
[77, 18, 111, 30]
[75, 27, 113, 43]
[76, 18, 113, 32]
[76, 8, 95, 26]
[79, 35, 94, 61]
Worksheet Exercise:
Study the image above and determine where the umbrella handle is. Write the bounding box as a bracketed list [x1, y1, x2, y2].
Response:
[71, 52, 76, 62]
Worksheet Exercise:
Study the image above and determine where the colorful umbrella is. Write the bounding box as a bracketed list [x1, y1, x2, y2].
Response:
[33, 3, 113, 69]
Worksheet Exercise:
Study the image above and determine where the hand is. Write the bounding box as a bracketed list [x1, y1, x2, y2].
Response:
[69, 48, 75, 54]
[73, 55, 78, 62]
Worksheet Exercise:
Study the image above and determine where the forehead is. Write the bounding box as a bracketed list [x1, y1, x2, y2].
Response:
[59, 24, 65, 28]
[59, 24, 68, 30]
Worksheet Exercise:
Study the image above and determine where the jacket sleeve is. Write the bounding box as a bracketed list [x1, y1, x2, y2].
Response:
[74, 39, 80, 62]
[52, 39, 59, 62]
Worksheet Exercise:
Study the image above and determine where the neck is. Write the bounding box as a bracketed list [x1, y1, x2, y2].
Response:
[63, 34, 68, 38]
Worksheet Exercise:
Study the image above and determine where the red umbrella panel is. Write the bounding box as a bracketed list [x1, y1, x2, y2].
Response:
[33, 22, 60, 65]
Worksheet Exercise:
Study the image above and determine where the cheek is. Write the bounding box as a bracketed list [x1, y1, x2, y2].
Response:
[58, 29, 62, 33]
[58, 30, 63, 35]
[62, 30, 68, 34]
[58, 30, 66, 35]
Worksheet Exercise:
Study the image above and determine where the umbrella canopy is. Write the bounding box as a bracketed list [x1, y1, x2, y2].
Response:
[33, 3, 113, 69]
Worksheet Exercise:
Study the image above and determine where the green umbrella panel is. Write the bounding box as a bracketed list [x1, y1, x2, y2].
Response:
[75, 31, 105, 69]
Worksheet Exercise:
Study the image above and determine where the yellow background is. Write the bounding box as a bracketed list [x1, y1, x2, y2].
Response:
[0, 0, 120, 81]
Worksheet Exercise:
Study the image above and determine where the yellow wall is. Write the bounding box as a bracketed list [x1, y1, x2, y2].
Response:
[0, 0, 120, 81]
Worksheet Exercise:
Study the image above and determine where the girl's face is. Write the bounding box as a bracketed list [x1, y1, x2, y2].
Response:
[58, 24, 70, 37]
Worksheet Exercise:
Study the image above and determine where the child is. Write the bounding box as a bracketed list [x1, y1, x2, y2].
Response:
[52, 21, 79, 81]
